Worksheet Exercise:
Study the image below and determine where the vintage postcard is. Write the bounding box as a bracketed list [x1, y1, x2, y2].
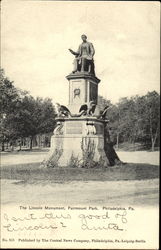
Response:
[1, 0, 160, 249]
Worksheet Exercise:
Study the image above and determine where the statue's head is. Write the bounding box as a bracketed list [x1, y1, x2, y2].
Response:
[81, 34, 87, 42]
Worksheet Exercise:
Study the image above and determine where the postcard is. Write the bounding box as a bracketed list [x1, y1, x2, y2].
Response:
[1, 0, 160, 249]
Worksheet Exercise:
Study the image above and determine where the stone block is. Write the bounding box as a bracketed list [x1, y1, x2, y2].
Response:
[43, 117, 109, 167]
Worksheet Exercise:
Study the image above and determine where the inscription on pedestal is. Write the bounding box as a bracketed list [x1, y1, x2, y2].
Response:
[66, 122, 82, 134]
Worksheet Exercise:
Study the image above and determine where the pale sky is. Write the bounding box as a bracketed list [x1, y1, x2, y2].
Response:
[1, 0, 160, 105]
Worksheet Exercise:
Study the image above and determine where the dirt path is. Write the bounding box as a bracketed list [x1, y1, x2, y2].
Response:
[1, 178, 159, 206]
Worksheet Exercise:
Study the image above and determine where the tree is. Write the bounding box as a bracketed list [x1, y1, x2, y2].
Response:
[97, 95, 112, 110]
[116, 97, 139, 145]
[98, 96, 122, 164]
[0, 69, 21, 150]
[98, 95, 124, 148]
[11, 95, 57, 149]
[98, 92, 160, 151]
[138, 91, 160, 151]
[0, 69, 57, 151]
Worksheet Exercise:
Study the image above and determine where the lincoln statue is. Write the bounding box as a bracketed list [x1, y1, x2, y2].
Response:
[69, 34, 95, 75]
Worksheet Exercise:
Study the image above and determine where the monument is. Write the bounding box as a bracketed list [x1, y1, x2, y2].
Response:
[43, 34, 121, 167]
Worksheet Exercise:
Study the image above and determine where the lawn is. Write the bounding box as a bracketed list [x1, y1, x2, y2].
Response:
[0, 150, 159, 206]
[0, 162, 159, 184]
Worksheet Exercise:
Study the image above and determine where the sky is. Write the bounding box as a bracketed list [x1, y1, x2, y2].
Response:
[1, 0, 160, 105]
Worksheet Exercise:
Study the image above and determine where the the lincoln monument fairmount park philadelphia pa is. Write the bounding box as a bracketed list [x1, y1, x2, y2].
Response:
[43, 34, 122, 168]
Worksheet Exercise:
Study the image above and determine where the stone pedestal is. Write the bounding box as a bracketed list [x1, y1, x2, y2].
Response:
[43, 117, 109, 167]
[42, 36, 122, 168]
[66, 72, 100, 113]
[43, 69, 121, 167]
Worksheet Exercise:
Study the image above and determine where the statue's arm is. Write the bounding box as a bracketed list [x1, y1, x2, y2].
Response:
[90, 43, 95, 57]
[68, 49, 79, 56]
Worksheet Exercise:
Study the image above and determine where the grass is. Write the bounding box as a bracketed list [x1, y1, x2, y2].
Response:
[0, 162, 159, 185]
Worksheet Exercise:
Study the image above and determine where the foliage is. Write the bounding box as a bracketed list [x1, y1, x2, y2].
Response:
[0, 69, 57, 150]
[42, 148, 63, 168]
[67, 153, 82, 168]
[0, 69, 20, 149]
[98, 93, 160, 151]
[81, 137, 98, 168]
[11, 95, 56, 147]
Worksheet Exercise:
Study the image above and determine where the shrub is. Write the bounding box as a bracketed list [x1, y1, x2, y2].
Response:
[41, 148, 63, 168]
[67, 152, 82, 168]
[81, 137, 97, 168]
